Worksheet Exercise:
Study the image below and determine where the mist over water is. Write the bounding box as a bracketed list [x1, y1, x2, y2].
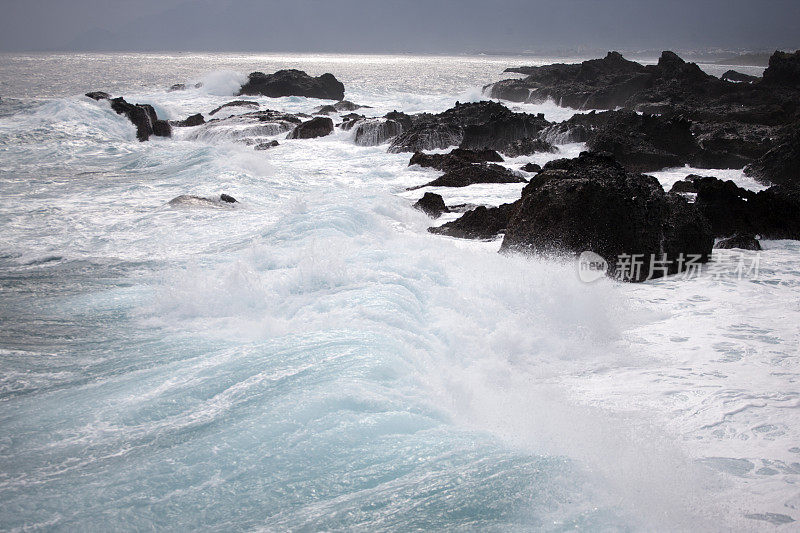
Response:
[0, 53, 797, 531]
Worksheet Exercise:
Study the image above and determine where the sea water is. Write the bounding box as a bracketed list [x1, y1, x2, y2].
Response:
[0, 53, 796, 531]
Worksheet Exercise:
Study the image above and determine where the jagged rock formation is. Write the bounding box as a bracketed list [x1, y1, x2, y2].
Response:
[86, 91, 172, 141]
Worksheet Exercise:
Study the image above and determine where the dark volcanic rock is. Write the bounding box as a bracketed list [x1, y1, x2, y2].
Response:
[170, 113, 205, 127]
[543, 110, 743, 172]
[692, 122, 774, 163]
[409, 148, 504, 172]
[761, 50, 800, 88]
[209, 100, 259, 116]
[490, 50, 800, 168]
[152, 120, 172, 137]
[715, 234, 762, 250]
[721, 70, 760, 83]
[169, 83, 187, 92]
[500, 152, 713, 281]
[490, 51, 651, 109]
[498, 137, 557, 157]
[254, 140, 280, 150]
[317, 100, 369, 113]
[220, 194, 237, 203]
[459, 111, 551, 154]
[429, 203, 518, 240]
[313, 105, 337, 115]
[109, 97, 171, 141]
[339, 114, 367, 130]
[388, 101, 550, 154]
[413, 192, 449, 218]
[384, 111, 415, 131]
[662, 193, 716, 269]
[670, 175, 706, 194]
[388, 121, 463, 153]
[333, 100, 360, 111]
[744, 124, 800, 185]
[748, 185, 800, 239]
[587, 111, 701, 172]
[287, 116, 334, 139]
[85, 91, 110, 101]
[693, 176, 756, 236]
[521, 163, 541, 173]
[409, 163, 526, 190]
[692, 176, 800, 239]
[238, 69, 345, 101]
[352, 119, 403, 146]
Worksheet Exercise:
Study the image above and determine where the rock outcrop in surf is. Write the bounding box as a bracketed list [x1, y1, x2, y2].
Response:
[413, 193, 449, 218]
[86, 91, 172, 141]
[499, 152, 714, 281]
[238, 70, 345, 101]
[388, 101, 551, 155]
[287, 116, 334, 139]
[168, 194, 238, 207]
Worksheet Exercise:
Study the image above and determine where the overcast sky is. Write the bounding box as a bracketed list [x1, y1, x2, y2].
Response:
[1, 0, 798, 53]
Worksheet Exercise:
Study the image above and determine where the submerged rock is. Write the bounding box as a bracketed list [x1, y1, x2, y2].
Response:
[413, 192, 449, 218]
[185, 110, 301, 143]
[500, 152, 714, 281]
[254, 140, 280, 150]
[520, 163, 541, 173]
[208, 100, 259, 116]
[85, 91, 111, 101]
[314, 100, 368, 114]
[168, 194, 238, 207]
[238, 69, 345, 100]
[287, 116, 334, 139]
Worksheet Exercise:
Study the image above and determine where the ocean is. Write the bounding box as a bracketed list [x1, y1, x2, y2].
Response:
[0, 52, 796, 531]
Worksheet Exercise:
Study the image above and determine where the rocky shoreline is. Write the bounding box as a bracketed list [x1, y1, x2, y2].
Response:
[85, 53, 800, 282]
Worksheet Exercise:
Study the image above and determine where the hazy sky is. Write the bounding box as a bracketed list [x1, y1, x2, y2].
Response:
[1, 0, 798, 53]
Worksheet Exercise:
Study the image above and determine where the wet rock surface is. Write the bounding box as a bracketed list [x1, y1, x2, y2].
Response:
[287, 116, 334, 139]
[238, 69, 345, 100]
[413, 193, 449, 218]
[429, 203, 518, 240]
[499, 152, 714, 281]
